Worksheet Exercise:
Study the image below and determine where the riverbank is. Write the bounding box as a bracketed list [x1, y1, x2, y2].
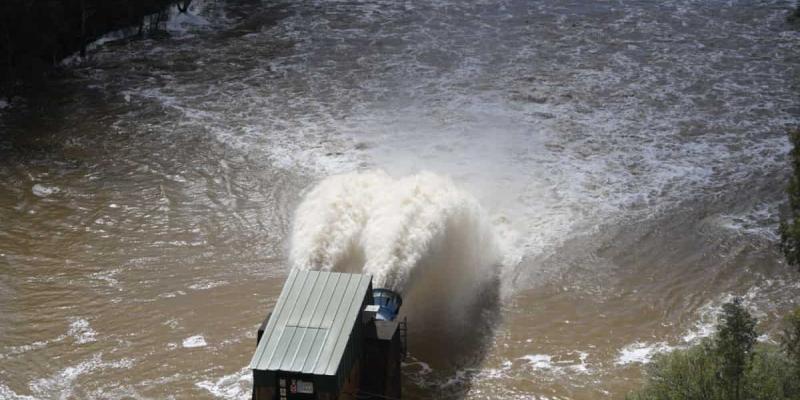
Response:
[0, 0, 190, 95]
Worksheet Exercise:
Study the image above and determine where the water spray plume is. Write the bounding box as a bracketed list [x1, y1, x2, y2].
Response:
[289, 170, 500, 300]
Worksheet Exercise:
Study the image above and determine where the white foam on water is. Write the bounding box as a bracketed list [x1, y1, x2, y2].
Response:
[716, 201, 781, 241]
[402, 357, 433, 375]
[517, 351, 591, 375]
[167, 11, 211, 34]
[29, 353, 134, 398]
[0, 341, 49, 360]
[0, 384, 36, 400]
[31, 184, 60, 198]
[680, 289, 772, 345]
[84, 0, 797, 269]
[681, 321, 716, 344]
[195, 366, 252, 399]
[36, 0, 800, 396]
[681, 299, 725, 344]
[615, 341, 675, 366]
[0, 329, 72, 361]
[571, 351, 590, 373]
[617, 290, 772, 366]
[89, 269, 121, 288]
[59, 25, 141, 66]
[182, 335, 207, 348]
[60, 0, 224, 66]
[68, 318, 97, 344]
[159, 290, 187, 299]
[188, 280, 228, 290]
[412, 349, 591, 393]
[519, 354, 552, 370]
[475, 363, 512, 380]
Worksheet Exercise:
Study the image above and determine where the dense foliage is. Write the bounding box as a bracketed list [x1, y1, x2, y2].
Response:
[781, 129, 800, 269]
[628, 299, 800, 400]
[789, 5, 800, 25]
[783, 308, 800, 373]
[0, 0, 189, 91]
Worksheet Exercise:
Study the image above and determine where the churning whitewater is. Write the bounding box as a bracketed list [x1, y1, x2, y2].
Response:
[289, 170, 500, 297]
[1, 0, 799, 399]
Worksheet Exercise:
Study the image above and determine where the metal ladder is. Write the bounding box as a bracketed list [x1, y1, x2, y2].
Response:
[398, 317, 408, 360]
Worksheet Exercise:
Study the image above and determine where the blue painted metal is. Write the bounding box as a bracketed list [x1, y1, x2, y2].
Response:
[372, 288, 402, 321]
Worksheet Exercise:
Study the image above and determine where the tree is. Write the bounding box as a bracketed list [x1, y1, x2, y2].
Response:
[715, 298, 757, 400]
[744, 345, 796, 400]
[789, 3, 800, 25]
[780, 129, 800, 269]
[629, 304, 800, 400]
[782, 308, 800, 378]
[626, 341, 719, 400]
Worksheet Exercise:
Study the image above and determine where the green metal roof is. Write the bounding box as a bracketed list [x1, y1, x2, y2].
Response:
[250, 270, 372, 376]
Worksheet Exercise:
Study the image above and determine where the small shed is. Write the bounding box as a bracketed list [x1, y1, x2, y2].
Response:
[250, 270, 373, 400]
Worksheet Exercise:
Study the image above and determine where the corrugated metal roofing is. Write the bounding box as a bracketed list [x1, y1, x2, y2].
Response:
[249, 270, 372, 376]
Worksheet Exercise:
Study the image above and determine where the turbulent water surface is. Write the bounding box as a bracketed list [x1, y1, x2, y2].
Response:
[1, 0, 800, 398]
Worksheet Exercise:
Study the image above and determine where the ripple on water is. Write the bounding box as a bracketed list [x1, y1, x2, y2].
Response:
[0, 0, 798, 399]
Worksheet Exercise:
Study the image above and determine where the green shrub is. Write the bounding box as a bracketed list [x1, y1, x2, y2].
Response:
[744, 345, 796, 400]
[782, 307, 800, 390]
[789, 6, 800, 25]
[628, 301, 800, 400]
[629, 343, 798, 400]
[626, 341, 719, 400]
[782, 307, 800, 364]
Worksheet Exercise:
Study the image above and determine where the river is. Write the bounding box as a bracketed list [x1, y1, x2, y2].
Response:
[1, 0, 799, 398]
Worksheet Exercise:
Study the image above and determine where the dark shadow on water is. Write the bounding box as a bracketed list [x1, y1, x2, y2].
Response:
[400, 269, 503, 399]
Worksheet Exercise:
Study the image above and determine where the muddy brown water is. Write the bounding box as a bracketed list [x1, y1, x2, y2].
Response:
[1, 0, 800, 398]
